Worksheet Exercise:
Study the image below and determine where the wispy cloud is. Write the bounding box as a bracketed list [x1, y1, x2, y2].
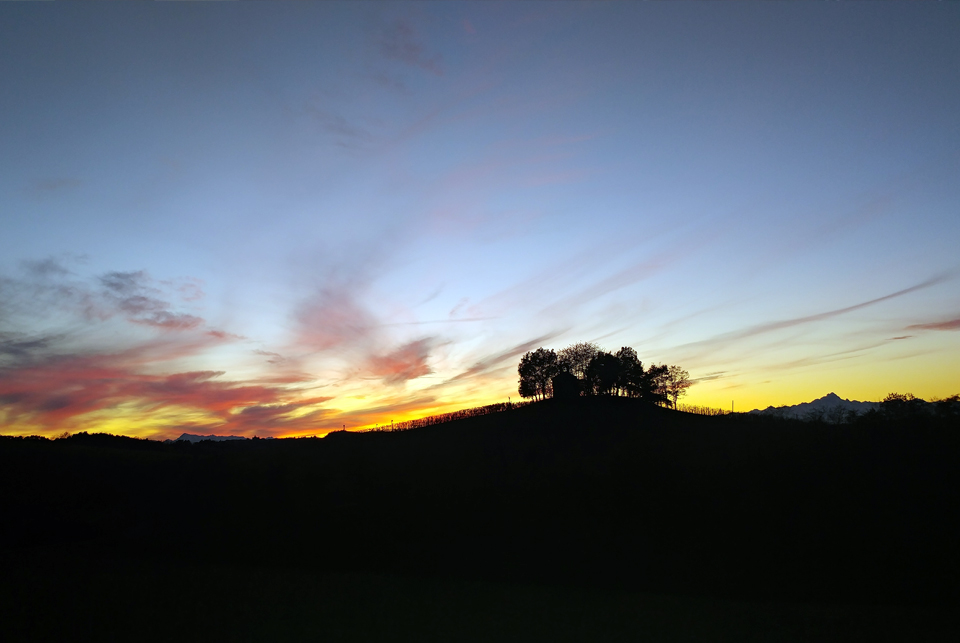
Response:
[21, 257, 72, 278]
[0, 260, 296, 436]
[1, 259, 214, 335]
[292, 279, 444, 386]
[0, 352, 293, 430]
[379, 18, 443, 76]
[760, 342, 890, 373]
[907, 317, 960, 331]
[366, 337, 435, 384]
[31, 177, 81, 195]
[254, 349, 287, 365]
[99, 270, 204, 331]
[304, 103, 375, 149]
[294, 286, 378, 352]
[691, 371, 727, 384]
[0, 332, 62, 363]
[368, 70, 410, 95]
[441, 332, 564, 386]
[679, 274, 952, 357]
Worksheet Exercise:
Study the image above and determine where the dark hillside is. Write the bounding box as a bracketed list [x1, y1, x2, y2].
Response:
[2, 397, 959, 637]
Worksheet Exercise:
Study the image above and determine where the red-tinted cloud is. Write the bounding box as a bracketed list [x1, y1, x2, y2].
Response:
[907, 318, 960, 331]
[367, 338, 433, 384]
[293, 286, 440, 384]
[0, 352, 291, 427]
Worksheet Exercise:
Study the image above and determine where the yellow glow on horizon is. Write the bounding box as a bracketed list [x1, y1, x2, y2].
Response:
[686, 335, 960, 411]
[3, 333, 956, 440]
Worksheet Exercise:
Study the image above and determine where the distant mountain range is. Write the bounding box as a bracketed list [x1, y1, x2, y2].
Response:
[749, 392, 881, 420]
[166, 433, 273, 443]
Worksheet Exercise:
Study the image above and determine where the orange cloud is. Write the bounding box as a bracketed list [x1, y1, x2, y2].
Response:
[0, 260, 478, 439]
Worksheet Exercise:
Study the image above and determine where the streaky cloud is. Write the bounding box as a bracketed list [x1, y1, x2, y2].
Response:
[678, 273, 953, 354]
[366, 338, 435, 384]
[379, 18, 443, 76]
[441, 331, 566, 386]
[295, 286, 379, 352]
[907, 317, 960, 331]
[31, 177, 82, 194]
[0, 350, 321, 434]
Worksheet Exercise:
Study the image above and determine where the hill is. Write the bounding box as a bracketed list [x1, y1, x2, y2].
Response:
[2, 397, 959, 638]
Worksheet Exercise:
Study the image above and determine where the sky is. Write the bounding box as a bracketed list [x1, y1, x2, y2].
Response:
[1, 2, 959, 439]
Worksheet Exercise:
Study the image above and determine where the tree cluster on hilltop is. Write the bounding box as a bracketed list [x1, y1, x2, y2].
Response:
[518, 341, 691, 407]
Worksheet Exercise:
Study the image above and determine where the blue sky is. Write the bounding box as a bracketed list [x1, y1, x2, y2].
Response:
[1, 2, 958, 437]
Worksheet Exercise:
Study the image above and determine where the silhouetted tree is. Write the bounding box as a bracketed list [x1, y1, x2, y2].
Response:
[665, 365, 692, 409]
[880, 392, 927, 421]
[934, 394, 960, 419]
[614, 347, 642, 397]
[518, 348, 559, 401]
[646, 363, 671, 407]
[518, 342, 688, 406]
[557, 342, 600, 380]
[585, 352, 620, 396]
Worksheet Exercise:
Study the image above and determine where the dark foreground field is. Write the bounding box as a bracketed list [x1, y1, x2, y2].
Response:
[2, 398, 959, 640]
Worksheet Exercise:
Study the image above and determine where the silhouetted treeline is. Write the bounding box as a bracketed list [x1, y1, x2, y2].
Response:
[361, 400, 535, 433]
[677, 403, 729, 416]
[518, 342, 691, 406]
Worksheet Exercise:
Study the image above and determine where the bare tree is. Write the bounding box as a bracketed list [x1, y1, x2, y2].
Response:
[665, 365, 692, 409]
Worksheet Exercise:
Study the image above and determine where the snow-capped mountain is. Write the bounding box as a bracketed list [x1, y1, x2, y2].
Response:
[168, 433, 249, 443]
[749, 392, 880, 420]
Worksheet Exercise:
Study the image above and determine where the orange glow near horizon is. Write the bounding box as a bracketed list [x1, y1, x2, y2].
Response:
[3, 345, 958, 441]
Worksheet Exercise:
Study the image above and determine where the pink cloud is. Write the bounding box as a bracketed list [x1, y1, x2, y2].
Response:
[0, 347, 335, 436]
[295, 287, 377, 351]
[367, 338, 433, 384]
[0, 354, 284, 426]
[907, 318, 960, 331]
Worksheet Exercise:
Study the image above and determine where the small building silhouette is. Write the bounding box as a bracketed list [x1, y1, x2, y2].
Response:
[552, 372, 581, 400]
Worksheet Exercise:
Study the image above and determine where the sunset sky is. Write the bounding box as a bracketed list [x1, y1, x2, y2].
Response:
[2, 3, 959, 439]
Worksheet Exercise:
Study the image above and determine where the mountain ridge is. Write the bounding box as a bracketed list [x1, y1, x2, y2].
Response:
[749, 392, 881, 419]
[166, 433, 257, 443]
